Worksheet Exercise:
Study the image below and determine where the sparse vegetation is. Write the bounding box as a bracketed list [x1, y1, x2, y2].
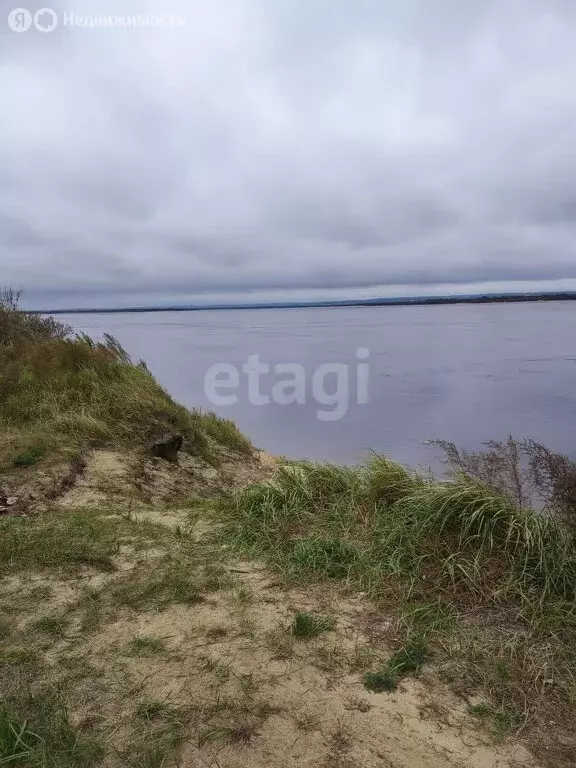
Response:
[112, 558, 203, 611]
[290, 611, 336, 638]
[468, 702, 523, 741]
[32, 615, 70, 638]
[125, 634, 168, 657]
[220, 454, 576, 741]
[364, 636, 430, 692]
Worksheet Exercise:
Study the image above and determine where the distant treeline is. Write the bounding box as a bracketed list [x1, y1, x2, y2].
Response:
[29, 291, 576, 315]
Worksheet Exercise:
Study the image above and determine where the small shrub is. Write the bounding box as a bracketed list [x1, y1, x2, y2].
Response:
[363, 669, 397, 693]
[13, 445, 45, 468]
[388, 636, 430, 676]
[431, 436, 576, 531]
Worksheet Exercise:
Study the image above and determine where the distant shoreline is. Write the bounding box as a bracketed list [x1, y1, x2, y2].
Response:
[30, 291, 576, 315]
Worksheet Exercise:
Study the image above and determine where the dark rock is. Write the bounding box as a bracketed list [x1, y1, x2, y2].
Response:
[151, 433, 183, 462]
[0, 493, 17, 514]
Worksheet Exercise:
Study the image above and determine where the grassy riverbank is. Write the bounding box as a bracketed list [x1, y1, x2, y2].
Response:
[0, 288, 250, 478]
[219, 459, 576, 744]
[1, 289, 575, 767]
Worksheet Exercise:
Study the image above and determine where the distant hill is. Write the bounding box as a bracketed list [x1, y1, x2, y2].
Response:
[29, 290, 576, 314]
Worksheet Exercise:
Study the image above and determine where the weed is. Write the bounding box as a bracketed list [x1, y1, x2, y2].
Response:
[293, 710, 321, 731]
[0, 697, 103, 767]
[363, 669, 397, 693]
[290, 612, 336, 639]
[388, 636, 430, 676]
[32, 615, 69, 638]
[135, 701, 168, 721]
[363, 637, 430, 693]
[112, 559, 203, 610]
[199, 655, 231, 683]
[344, 695, 371, 713]
[229, 586, 255, 607]
[205, 626, 229, 641]
[468, 702, 523, 741]
[13, 445, 45, 468]
[400, 600, 457, 635]
[125, 635, 167, 657]
[78, 590, 103, 634]
[263, 626, 294, 659]
[198, 720, 259, 747]
[0, 705, 40, 764]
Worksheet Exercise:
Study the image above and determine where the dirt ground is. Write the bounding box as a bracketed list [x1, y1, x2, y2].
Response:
[1, 450, 543, 767]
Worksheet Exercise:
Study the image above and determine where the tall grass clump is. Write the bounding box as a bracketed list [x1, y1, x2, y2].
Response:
[219, 450, 576, 735]
[222, 454, 576, 602]
[0, 288, 252, 466]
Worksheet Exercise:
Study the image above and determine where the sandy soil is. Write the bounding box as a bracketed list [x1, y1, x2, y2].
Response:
[2, 449, 543, 767]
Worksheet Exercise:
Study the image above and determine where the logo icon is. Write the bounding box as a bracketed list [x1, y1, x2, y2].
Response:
[34, 8, 57, 32]
[7, 8, 32, 31]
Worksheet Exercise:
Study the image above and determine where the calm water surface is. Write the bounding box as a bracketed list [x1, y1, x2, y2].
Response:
[60, 303, 576, 468]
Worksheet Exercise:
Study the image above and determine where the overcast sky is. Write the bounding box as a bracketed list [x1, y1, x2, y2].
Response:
[1, 0, 576, 309]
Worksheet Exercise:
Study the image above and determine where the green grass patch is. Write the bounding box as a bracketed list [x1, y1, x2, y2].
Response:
[364, 636, 430, 693]
[217, 457, 576, 735]
[135, 701, 169, 721]
[388, 636, 430, 676]
[0, 618, 10, 641]
[289, 612, 336, 639]
[363, 669, 397, 693]
[0, 699, 103, 767]
[0, 507, 165, 577]
[469, 702, 523, 741]
[400, 600, 458, 635]
[292, 537, 358, 577]
[125, 635, 167, 657]
[13, 445, 45, 468]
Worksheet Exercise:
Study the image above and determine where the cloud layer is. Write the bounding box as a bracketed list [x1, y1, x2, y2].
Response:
[1, 0, 576, 308]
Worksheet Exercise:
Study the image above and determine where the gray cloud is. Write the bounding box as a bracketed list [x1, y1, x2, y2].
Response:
[1, 0, 576, 308]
